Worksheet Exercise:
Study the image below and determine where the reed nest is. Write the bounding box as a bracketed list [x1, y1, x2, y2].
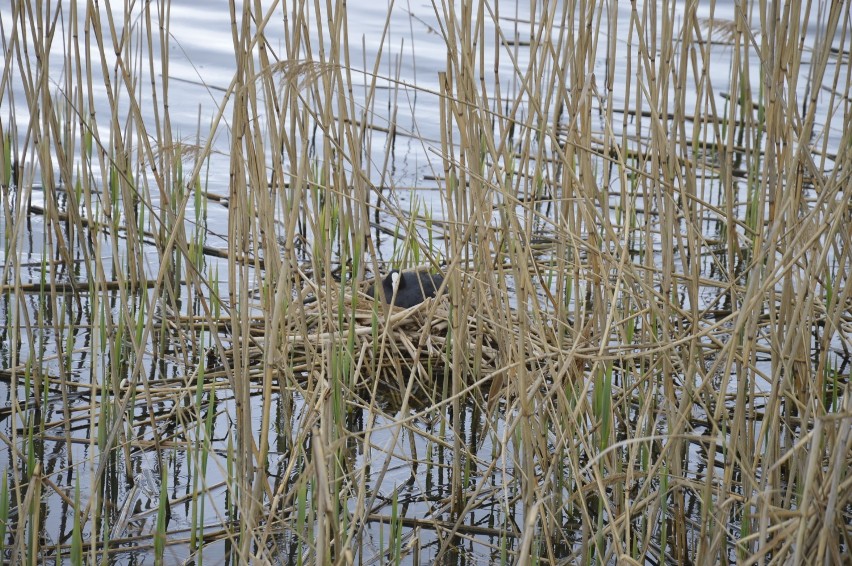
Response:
[232, 269, 610, 423]
[270, 279, 512, 390]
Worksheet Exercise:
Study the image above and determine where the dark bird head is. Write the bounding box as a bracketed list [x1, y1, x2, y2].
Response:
[371, 269, 444, 308]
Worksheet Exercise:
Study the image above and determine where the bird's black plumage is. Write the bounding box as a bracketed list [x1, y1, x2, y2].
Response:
[369, 269, 444, 308]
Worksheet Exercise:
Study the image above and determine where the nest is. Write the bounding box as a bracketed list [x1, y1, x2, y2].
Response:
[263, 282, 509, 400]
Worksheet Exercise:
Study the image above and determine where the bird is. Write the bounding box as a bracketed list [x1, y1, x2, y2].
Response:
[368, 269, 445, 308]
